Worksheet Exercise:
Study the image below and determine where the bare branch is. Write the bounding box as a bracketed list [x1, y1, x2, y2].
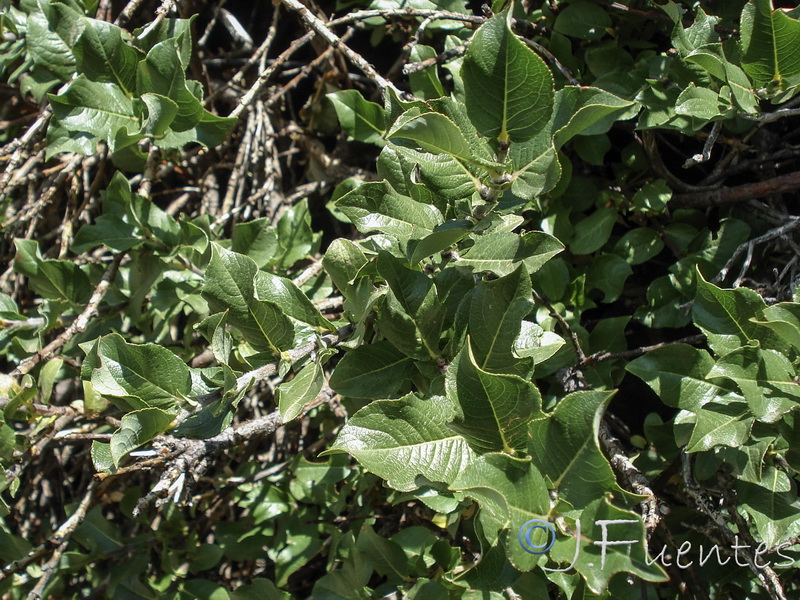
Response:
[278, 0, 401, 95]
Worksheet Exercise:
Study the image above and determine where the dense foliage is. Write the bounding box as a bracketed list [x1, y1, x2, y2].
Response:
[2, 0, 800, 598]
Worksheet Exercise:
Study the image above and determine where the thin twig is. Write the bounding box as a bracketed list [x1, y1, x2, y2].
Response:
[137, 145, 160, 200]
[671, 170, 800, 208]
[135, 0, 176, 39]
[113, 0, 148, 25]
[278, 0, 400, 95]
[534, 292, 586, 362]
[745, 107, 800, 124]
[581, 334, 706, 366]
[683, 121, 721, 168]
[404, 42, 468, 74]
[519, 37, 579, 85]
[327, 8, 483, 27]
[172, 324, 354, 427]
[18, 481, 97, 597]
[205, 4, 282, 105]
[714, 218, 800, 284]
[0, 396, 79, 417]
[292, 260, 324, 287]
[135, 385, 337, 515]
[229, 31, 316, 120]
[11, 255, 123, 378]
[680, 453, 788, 600]
[0, 108, 50, 200]
[266, 28, 356, 110]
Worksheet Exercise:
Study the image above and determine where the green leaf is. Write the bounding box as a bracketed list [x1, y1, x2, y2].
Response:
[110, 407, 173, 466]
[386, 144, 477, 209]
[232, 218, 279, 268]
[377, 252, 444, 359]
[672, 6, 719, 55]
[455, 231, 563, 277]
[675, 83, 732, 120]
[26, 12, 76, 82]
[70, 14, 141, 94]
[387, 111, 498, 169]
[626, 344, 727, 410]
[740, 0, 800, 88]
[570, 208, 617, 255]
[508, 137, 561, 200]
[49, 75, 139, 153]
[85, 333, 192, 412]
[335, 181, 442, 242]
[72, 213, 140, 253]
[231, 579, 291, 600]
[328, 89, 385, 145]
[325, 393, 476, 491]
[445, 340, 539, 454]
[322, 238, 370, 302]
[408, 45, 446, 99]
[329, 341, 415, 399]
[756, 302, 800, 351]
[469, 266, 533, 373]
[274, 198, 318, 268]
[158, 107, 236, 148]
[276, 361, 324, 422]
[612, 228, 664, 265]
[686, 46, 759, 113]
[91, 441, 114, 473]
[553, 1, 612, 41]
[548, 498, 668, 593]
[513, 321, 565, 364]
[13, 239, 91, 304]
[736, 478, 800, 547]
[196, 312, 232, 365]
[132, 17, 194, 66]
[686, 400, 753, 452]
[136, 39, 202, 130]
[551, 86, 635, 150]
[409, 221, 471, 265]
[450, 453, 550, 566]
[355, 525, 409, 582]
[38, 357, 62, 404]
[44, 121, 97, 158]
[254, 272, 334, 331]
[707, 346, 800, 423]
[139, 92, 179, 137]
[461, 6, 554, 142]
[528, 390, 627, 508]
[586, 254, 632, 303]
[693, 271, 780, 355]
[632, 179, 671, 213]
[202, 245, 294, 354]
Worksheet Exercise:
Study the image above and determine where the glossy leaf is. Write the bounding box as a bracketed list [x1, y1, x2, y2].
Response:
[203, 245, 294, 353]
[626, 344, 727, 410]
[462, 6, 554, 142]
[741, 0, 800, 88]
[445, 341, 540, 454]
[329, 341, 415, 399]
[110, 407, 173, 466]
[325, 394, 476, 491]
[528, 390, 626, 508]
[469, 266, 533, 373]
[455, 231, 563, 276]
[84, 333, 192, 412]
[328, 89, 385, 145]
[276, 361, 324, 422]
[335, 181, 442, 242]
